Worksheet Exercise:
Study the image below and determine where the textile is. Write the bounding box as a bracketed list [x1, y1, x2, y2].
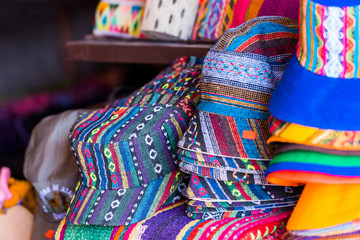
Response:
[286, 182, 360, 230]
[93, 0, 146, 38]
[265, 150, 360, 185]
[23, 109, 88, 240]
[268, 116, 360, 151]
[185, 174, 302, 202]
[269, 0, 360, 130]
[178, 16, 299, 161]
[229, 0, 299, 29]
[64, 57, 203, 227]
[54, 200, 289, 240]
[274, 143, 360, 156]
[140, 0, 199, 40]
[191, 0, 237, 40]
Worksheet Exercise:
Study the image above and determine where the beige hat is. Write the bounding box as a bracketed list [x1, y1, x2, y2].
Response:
[23, 109, 88, 240]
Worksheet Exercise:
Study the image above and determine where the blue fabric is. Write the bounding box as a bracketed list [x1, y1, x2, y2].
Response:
[312, 0, 360, 7]
[265, 162, 360, 177]
[269, 55, 360, 130]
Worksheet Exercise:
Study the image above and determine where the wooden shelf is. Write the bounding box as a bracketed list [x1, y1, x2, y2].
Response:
[66, 36, 214, 64]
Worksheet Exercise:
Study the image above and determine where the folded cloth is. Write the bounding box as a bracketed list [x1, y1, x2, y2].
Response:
[274, 143, 360, 156]
[286, 183, 360, 230]
[282, 230, 360, 239]
[267, 116, 360, 151]
[185, 174, 303, 202]
[265, 150, 360, 185]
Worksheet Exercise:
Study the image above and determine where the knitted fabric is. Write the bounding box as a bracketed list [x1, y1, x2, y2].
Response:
[65, 57, 203, 227]
[93, 0, 146, 38]
[185, 174, 302, 202]
[269, 0, 360, 130]
[268, 116, 360, 150]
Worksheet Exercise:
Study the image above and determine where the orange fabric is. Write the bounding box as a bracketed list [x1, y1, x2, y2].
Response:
[287, 183, 360, 230]
[45, 230, 55, 239]
[266, 171, 360, 186]
[268, 136, 360, 150]
[242, 130, 256, 140]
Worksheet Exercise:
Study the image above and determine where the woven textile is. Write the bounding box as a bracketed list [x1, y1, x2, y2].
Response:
[54, 200, 289, 240]
[275, 143, 360, 156]
[269, 0, 360, 130]
[229, 0, 299, 29]
[282, 231, 360, 239]
[191, 0, 237, 40]
[177, 149, 269, 174]
[185, 174, 302, 202]
[179, 160, 268, 185]
[64, 57, 203, 227]
[268, 116, 360, 151]
[93, 0, 146, 38]
[178, 17, 299, 161]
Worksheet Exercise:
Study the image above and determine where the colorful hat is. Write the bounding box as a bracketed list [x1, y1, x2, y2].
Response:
[267, 116, 360, 150]
[140, 0, 199, 40]
[285, 182, 360, 230]
[23, 109, 88, 240]
[185, 174, 303, 202]
[93, 0, 146, 38]
[265, 149, 360, 185]
[64, 57, 204, 227]
[178, 16, 298, 161]
[54, 200, 288, 240]
[269, 0, 360, 130]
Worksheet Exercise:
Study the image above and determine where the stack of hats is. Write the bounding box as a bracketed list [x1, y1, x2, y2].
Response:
[176, 16, 303, 230]
[264, 0, 360, 238]
[93, 0, 146, 38]
[52, 56, 204, 239]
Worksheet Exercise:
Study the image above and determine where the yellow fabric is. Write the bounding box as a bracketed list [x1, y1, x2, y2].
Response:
[287, 183, 360, 230]
[278, 124, 318, 142]
[268, 135, 360, 150]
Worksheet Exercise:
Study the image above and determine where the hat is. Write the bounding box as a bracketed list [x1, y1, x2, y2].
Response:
[265, 149, 360, 185]
[267, 116, 360, 150]
[269, 0, 360, 130]
[93, 0, 146, 38]
[23, 109, 88, 240]
[65, 56, 204, 227]
[185, 174, 302, 202]
[140, 0, 199, 40]
[178, 16, 298, 161]
[285, 182, 360, 230]
[177, 149, 269, 174]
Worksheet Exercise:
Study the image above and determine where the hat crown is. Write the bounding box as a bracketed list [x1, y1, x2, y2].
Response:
[297, 0, 360, 78]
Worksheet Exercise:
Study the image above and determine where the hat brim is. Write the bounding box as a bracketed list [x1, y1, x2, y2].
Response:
[66, 170, 183, 226]
[185, 174, 303, 202]
[286, 183, 360, 230]
[269, 55, 360, 130]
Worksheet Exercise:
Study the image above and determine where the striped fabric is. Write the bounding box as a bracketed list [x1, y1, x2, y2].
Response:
[191, 0, 237, 40]
[54, 200, 290, 240]
[177, 149, 269, 174]
[296, 0, 360, 79]
[268, 115, 360, 150]
[64, 57, 203, 227]
[185, 174, 302, 202]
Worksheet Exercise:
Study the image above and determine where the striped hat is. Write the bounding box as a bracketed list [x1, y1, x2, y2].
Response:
[269, 0, 360, 130]
[64, 57, 203, 227]
[177, 16, 298, 163]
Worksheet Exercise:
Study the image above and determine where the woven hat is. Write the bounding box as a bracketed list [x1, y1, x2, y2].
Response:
[265, 149, 360, 186]
[269, 0, 360, 130]
[64, 58, 203, 227]
[185, 174, 302, 202]
[93, 0, 146, 38]
[178, 16, 298, 162]
[267, 116, 360, 150]
[23, 109, 87, 240]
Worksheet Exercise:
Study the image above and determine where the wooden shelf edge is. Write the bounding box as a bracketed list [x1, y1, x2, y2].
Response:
[66, 39, 213, 64]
